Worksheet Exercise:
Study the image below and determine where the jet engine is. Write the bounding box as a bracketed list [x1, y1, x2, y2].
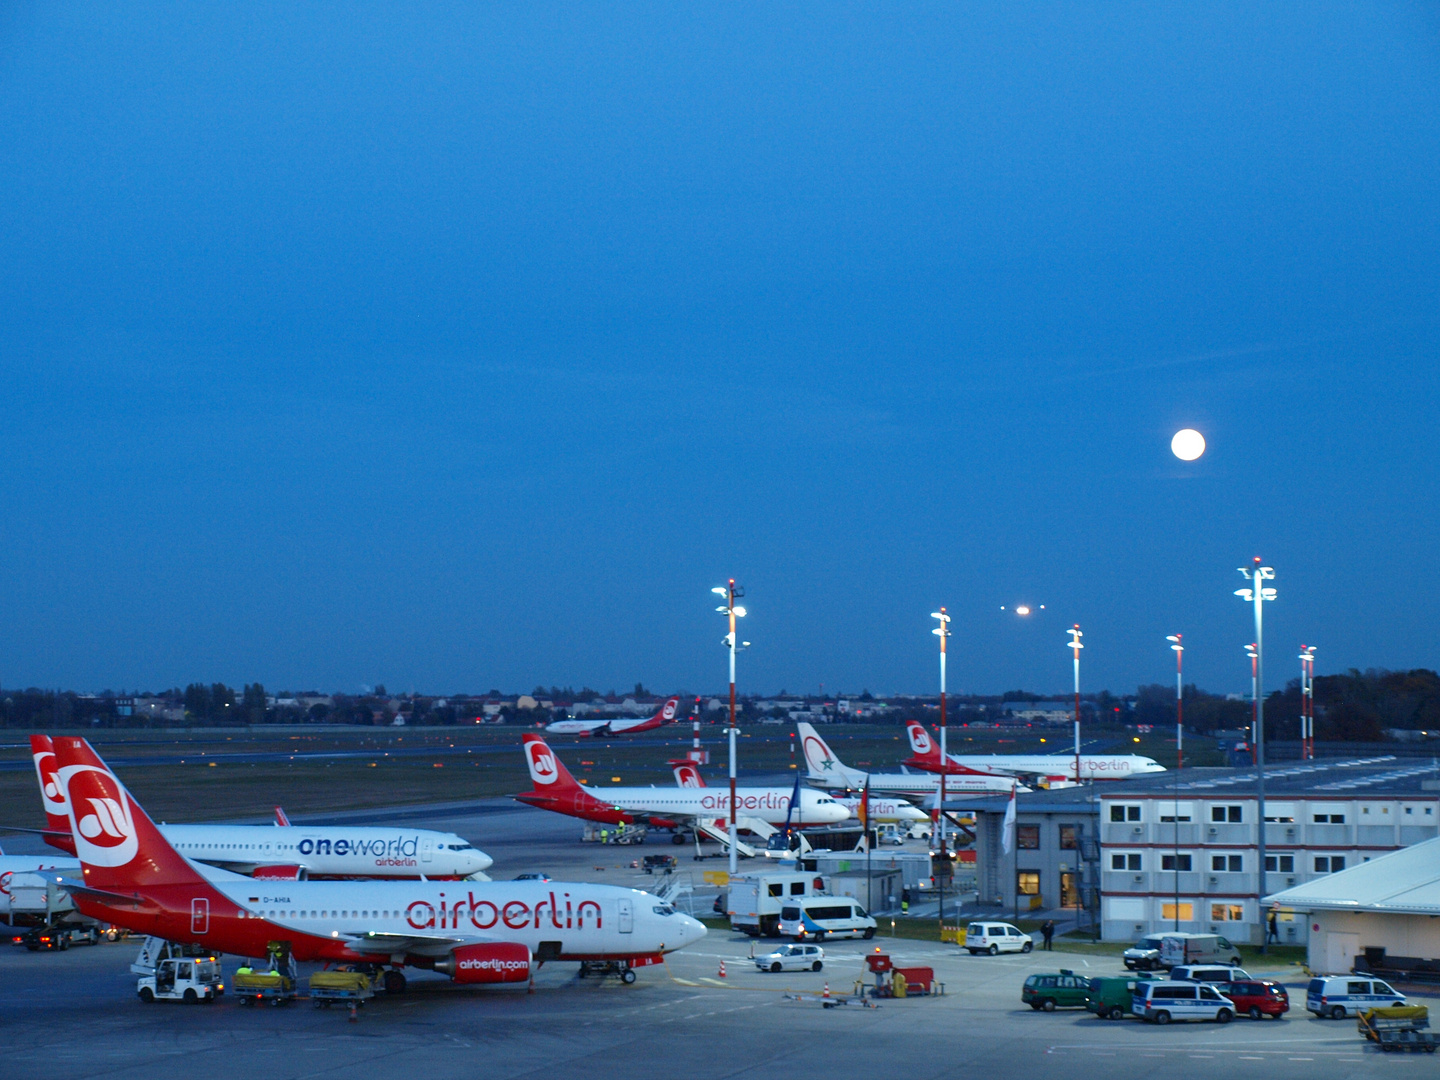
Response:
[433, 942, 532, 984]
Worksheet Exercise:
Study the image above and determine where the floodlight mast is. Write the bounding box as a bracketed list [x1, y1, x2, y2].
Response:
[713, 581, 747, 874]
[1236, 557, 1276, 953]
[1167, 635, 1184, 770]
[931, 608, 951, 931]
[1067, 626, 1084, 781]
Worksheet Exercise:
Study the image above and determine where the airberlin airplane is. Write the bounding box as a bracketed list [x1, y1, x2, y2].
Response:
[902, 721, 1165, 782]
[45, 737, 706, 992]
[513, 734, 850, 831]
[545, 696, 682, 736]
[29, 735, 492, 881]
[669, 757, 929, 826]
[795, 723, 1023, 797]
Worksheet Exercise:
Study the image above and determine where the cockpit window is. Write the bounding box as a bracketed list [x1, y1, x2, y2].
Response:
[653, 904, 675, 916]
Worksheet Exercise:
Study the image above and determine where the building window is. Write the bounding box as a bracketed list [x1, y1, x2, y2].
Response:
[1315, 856, 1346, 873]
[1210, 903, 1245, 922]
[1265, 854, 1295, 873]
[1210, 854, 1242, 873]
[1109, 804, 1141, 822]
[1016, 871, 1040, 896]
[1211, 805, 1243, 823]
[1161, 854, 1192, 871]
[1110, 852, 1141, 871]
[1313, 813, 1345, 823]
[1161, 902, 1193, 921]
[1016, 825, 1040, 850]
[1059, 825, 1077, 850]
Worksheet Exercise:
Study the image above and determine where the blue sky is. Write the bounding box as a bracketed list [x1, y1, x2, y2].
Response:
[1, 4, 1437, 697]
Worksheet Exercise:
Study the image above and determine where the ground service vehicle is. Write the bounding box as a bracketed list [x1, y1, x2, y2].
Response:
[1158, 933, 1241, 968]
[1358, 1006, 1438, 1052]
[1086, 975, 1156, 1020]
[755, 943, 824, 972]
[1170, 965, 1251, 985]
[138, 956, 223, 1003]
[729, 872, 828, 937]
[965, 922, 1033, 955]
[1307, 975, 1406, 1019]
[778, 898, 877, 941]
[1224, 979, 1289, 1019]
[1123, 936, 1164, 970]
[15, 924, 99, 951]
[309, 966, 378, 1008]
[1023, 970, 1089, 1011]
[1132, 981, 1236, 1024]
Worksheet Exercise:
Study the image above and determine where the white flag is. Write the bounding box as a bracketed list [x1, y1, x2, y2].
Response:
[1001, 783, 1017, 854]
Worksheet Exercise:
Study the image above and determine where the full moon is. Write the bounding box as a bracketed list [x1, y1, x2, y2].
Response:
[1171, 428, 1206, 461]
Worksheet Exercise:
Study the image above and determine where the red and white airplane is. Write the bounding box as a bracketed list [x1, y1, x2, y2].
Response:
[513, 734, 850, 841]
[28, 735, 492, 881]
[545, 696, 682, 736]
[669, 758, 929, 826]
[795, 723, 1022, 797]
[43, 737, 705, 992]
[903, 720, 1165, 782]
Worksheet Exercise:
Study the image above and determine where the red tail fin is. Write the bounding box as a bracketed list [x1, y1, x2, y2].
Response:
[50, 737, 204, 890]
[30, 735, 76, 853]
[521, 734, 586, 794]
[274, 806, 291, 827]
[669, 761, 706, 788]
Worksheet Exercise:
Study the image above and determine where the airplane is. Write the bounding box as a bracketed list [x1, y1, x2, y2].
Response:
[0, 846, 80, 921]
[513, 734, 850, 854]
[902, 720, 1165, 782]
[795, 723, 1024, 797]
[43, 736, 706, 993]
[545, 696, 682, 736]
[28, 735, 493, 881]
[668, 757, 929, 826]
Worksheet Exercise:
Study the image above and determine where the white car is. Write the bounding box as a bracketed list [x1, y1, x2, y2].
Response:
[755, 943, 825, 973]
[965, 922, 1033, 955]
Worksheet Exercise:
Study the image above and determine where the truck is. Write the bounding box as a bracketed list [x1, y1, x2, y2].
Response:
[137, 956, 224, 1004]
[12, 924, 100, 951]
[726, 871, 828, 937]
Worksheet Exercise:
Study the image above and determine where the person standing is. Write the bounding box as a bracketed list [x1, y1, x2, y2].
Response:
[1041, 919, 1055, 951]
[1267, 910, 1279, 944]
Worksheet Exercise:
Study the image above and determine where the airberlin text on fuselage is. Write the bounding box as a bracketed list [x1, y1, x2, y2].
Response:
[405, 890, 602, 932]
[697, 792, 798, 812]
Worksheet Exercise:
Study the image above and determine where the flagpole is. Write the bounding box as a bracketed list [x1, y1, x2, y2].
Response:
[864, 777, 872, 915]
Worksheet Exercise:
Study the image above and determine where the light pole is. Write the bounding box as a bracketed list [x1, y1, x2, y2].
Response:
[1246, 644, 1258, 754]
[712, 581, 748, 874]
[1236, 558, 1276, 953]
[1167, 635, 1184, 770]
[931, 608, 951, 931]
[1299, 646, 1317, 760]
[1067, 625, 1084, 782]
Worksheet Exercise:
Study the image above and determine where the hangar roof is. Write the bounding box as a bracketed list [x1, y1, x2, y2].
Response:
[1265, 836, 1440, 915]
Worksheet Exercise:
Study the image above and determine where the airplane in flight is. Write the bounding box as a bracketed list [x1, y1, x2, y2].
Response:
[669, 757, 930, 826]
[43, 736, 706, 993]
[902, 720, 1165, 782]
[795, 724, 1024, 797]
[29, 735, 492, 881]
[545, 697, 682, 736]
[513, 734, 850, 854]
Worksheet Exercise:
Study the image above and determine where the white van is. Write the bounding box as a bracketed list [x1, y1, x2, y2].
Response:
[1158, 933, 1242, 968]
[778, 898, 877, 941]
[1305, 976, 1405, 1019]
[965, 922, 1034, 955]
[1132, 981, 1236, 1024]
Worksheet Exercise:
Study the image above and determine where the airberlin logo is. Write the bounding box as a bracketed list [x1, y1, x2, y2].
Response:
[908, 724, 933, 754]
[526, 742, 558, 785]
[34, 752, 66, 813]
[662, 699, 678, 720]
[459, 957, 529, 972]
[59, 765, 139, 867]
[405, 890, 602, 931]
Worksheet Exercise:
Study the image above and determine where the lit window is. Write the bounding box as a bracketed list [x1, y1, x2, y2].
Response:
[1161, 902, 1192, 921]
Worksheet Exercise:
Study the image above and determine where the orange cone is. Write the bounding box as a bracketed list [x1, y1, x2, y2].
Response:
[718, 960, 727, 978]
[823, 982, 831, 999]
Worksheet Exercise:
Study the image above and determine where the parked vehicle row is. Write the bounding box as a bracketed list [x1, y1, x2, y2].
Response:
[1024, 967, 1304, 1024]
[1122, 932, 1243, 971]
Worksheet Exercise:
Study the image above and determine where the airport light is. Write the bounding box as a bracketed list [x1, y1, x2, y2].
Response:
[1236, 558, 1276, 953]
[1299, 646, 1317, 760]
[714, 580, 748, 874]
[1067, 626, 1083, 782]
[1167, 635, 1184, 770]
[931, 608, 951, 931]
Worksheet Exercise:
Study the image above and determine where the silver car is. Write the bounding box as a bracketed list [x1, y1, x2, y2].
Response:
[755, 943, 825, 973]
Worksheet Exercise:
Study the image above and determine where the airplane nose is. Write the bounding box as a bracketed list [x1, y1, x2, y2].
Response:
[473, 849, 494, 871]
[679, 914, 707, 946]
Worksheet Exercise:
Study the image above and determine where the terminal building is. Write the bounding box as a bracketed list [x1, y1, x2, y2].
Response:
[963, 757, 1440, 945]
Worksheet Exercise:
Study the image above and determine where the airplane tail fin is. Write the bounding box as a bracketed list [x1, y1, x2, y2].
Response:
[904, 720, 939, 760]
[520, 734, 586, 794]
[274, 806, 291, 827]
[669, 761, 706, 788]
[795, 723, 867, 787]
[30, 735, 77, 853]
[50, 737, 205, 891]
[657, 696, 680, 724]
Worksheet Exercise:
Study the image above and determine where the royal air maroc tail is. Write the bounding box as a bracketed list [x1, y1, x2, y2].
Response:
[514, 734, 850, 834]
[48, 737, 705, 988]
[902, 720, 1165, 782]
[29, 734, 491, 881]
[545, 696, 682, 736]
[795, 723, 1021, 797]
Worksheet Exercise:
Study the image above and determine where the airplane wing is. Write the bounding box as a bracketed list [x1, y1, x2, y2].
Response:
[341, 929, 486, 955]
[40, 872, 154, 908]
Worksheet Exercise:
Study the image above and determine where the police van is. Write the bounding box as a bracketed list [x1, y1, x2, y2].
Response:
[778, 898, 877, 941]
[1132, 981, 1236, 1024]
[1306, 975, 1405, 1019]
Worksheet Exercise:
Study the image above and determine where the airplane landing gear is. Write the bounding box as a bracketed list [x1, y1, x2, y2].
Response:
[383, 969, 407, 995]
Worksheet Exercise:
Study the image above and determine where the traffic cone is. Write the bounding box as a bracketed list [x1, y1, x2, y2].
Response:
[823, 982, 831, 999]
[349, 1002, 358, 1022]
[718, 960, 727, 978]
